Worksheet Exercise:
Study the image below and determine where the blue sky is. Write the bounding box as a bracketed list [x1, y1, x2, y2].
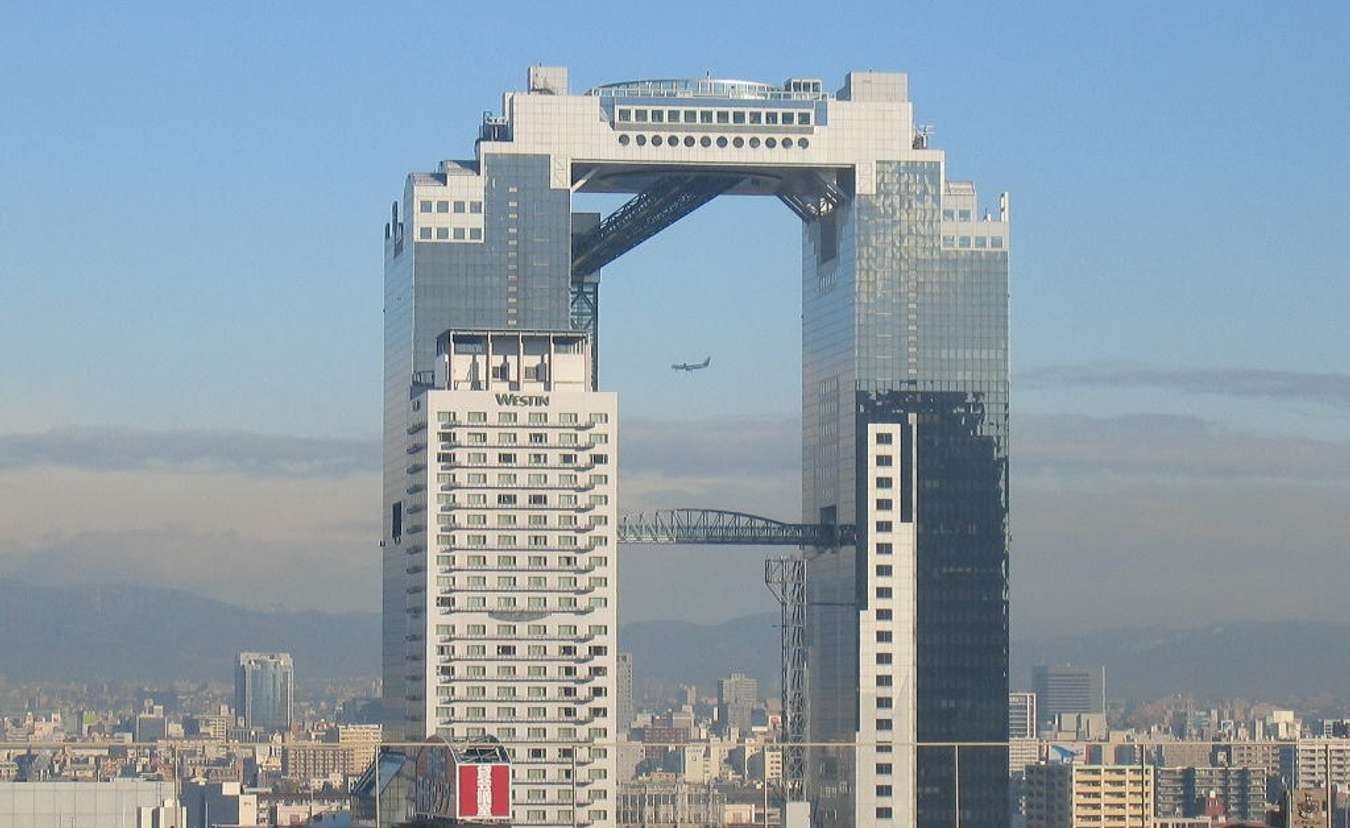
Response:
[2, 2, 1349, 631]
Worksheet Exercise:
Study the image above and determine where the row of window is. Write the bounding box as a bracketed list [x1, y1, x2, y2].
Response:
[440, 622, 608, 637]
[441, 429, 608, 446]
[942, 235, 1006, 249]
[419, 199, 484, 214]
[445, 595, 610, 609]
[441, 493, 609, 507]
[446, 643, 608, 659]
[441, 411, 608, 425]
[618, 133, 809, 150]
[441, 472, 611, 488]
[418, 225, 483, 241]
[443, 534, 610, 548]
[446, 664, 609, 679]
[450, 704, 607, 719]
[440, 687, 603, 702]
[616, 106, 812, 127]
[441, 452, 609, 466]
[452, 575, 609, 590]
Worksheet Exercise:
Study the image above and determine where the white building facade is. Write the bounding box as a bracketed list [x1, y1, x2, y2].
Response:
[394, 329, 617, 827]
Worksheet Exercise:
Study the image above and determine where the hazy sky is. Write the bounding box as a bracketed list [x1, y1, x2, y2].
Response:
[2, 2, 1348, 637]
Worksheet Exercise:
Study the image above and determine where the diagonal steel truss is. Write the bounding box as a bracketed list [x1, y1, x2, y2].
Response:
[619, 508, 854, 795]
[765, 555, 808, 795]
[617, 508, 854, 548]
[571, 174, 743, 277]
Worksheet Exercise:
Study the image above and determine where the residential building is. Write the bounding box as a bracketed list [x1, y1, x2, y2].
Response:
[1154, 766, 1265, 822]
[1010, 692, 1038, 739]
[234, 652, 294, 732]
[323, 723, 382, 776]
[1024, 764, 1153, 828]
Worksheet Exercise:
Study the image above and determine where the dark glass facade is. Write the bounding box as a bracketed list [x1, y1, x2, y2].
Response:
[804, 160, 1009, 828]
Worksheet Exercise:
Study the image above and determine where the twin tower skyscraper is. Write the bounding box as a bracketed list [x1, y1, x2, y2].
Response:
[383, 66, 1010, 828]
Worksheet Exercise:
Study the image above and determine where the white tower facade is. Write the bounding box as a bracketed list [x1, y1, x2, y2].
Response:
[394, 329, 617, 827]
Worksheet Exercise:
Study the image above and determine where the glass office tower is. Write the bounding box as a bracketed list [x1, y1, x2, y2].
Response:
[803, 164, 1009, 828]
[385, 65, 1010, 828]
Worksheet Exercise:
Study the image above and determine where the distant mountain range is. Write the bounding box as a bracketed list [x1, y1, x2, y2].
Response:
[0, 579, 378, 684]
[4, 579, 1349, 705]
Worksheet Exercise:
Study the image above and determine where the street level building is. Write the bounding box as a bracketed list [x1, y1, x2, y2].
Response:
[0, 779, 177, 828]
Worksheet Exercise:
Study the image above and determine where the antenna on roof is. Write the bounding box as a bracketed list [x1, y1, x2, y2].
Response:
[913, 124, 934, 150]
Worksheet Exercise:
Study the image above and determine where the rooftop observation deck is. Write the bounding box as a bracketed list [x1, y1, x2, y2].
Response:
[584, 77, 827, 101]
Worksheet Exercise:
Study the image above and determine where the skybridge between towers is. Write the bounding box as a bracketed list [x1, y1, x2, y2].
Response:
[619, 508, 857, 795]
[385, 64, 1011, 828]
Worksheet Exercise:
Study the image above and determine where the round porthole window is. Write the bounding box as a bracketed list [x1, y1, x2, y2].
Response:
[716, 136, 728, 148]
[765, 138, 777, 149]
[700, 136, 712, 147]
[651, 135, 663, 146]
[732, 137, 744, 148]
[618, 134, 630, 146]
[636, 134, 647, 146]
[668, 134, 679, 146]
[683, 136, 696, 147]
[749, 137, 761, 148]
[797, 138, 809, 149]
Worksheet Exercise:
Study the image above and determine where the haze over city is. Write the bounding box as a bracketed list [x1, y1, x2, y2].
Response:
[1, 3, 1349, 828]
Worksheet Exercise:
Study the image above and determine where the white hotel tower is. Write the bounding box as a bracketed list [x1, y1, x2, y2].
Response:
[394, 328, 618, 826]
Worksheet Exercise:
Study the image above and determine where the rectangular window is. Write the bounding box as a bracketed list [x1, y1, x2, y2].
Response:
[419, 227, 432, 240]
[650, 110, 664, 123]
[633, 109, 647, 122]
[732, 111, 746, 124]
[470, 200, 482, 213]
[876, 455, 893, 466]
[436, 200, 449, 213]
[453, 228, 466, 240]
[876, 477, 893, 489]
[699, 110, 713, 124]
[766, 111, 779, 125]
[875, 521, 893, 533]
[875, 432, 893, 445]
[875, 499, 893, 511]
[876, 565, 893, 577]
[683, 110, 697, 123]
[419, 200, 432, 213]
[453, 201, 466, 213]
[469, 228, 482, 240]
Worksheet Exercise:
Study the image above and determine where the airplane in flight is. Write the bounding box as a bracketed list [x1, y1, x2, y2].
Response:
[671, 356, 711, 372]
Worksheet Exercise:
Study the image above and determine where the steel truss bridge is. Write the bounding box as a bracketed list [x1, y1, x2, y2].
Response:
[618, 508, 856, 794]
